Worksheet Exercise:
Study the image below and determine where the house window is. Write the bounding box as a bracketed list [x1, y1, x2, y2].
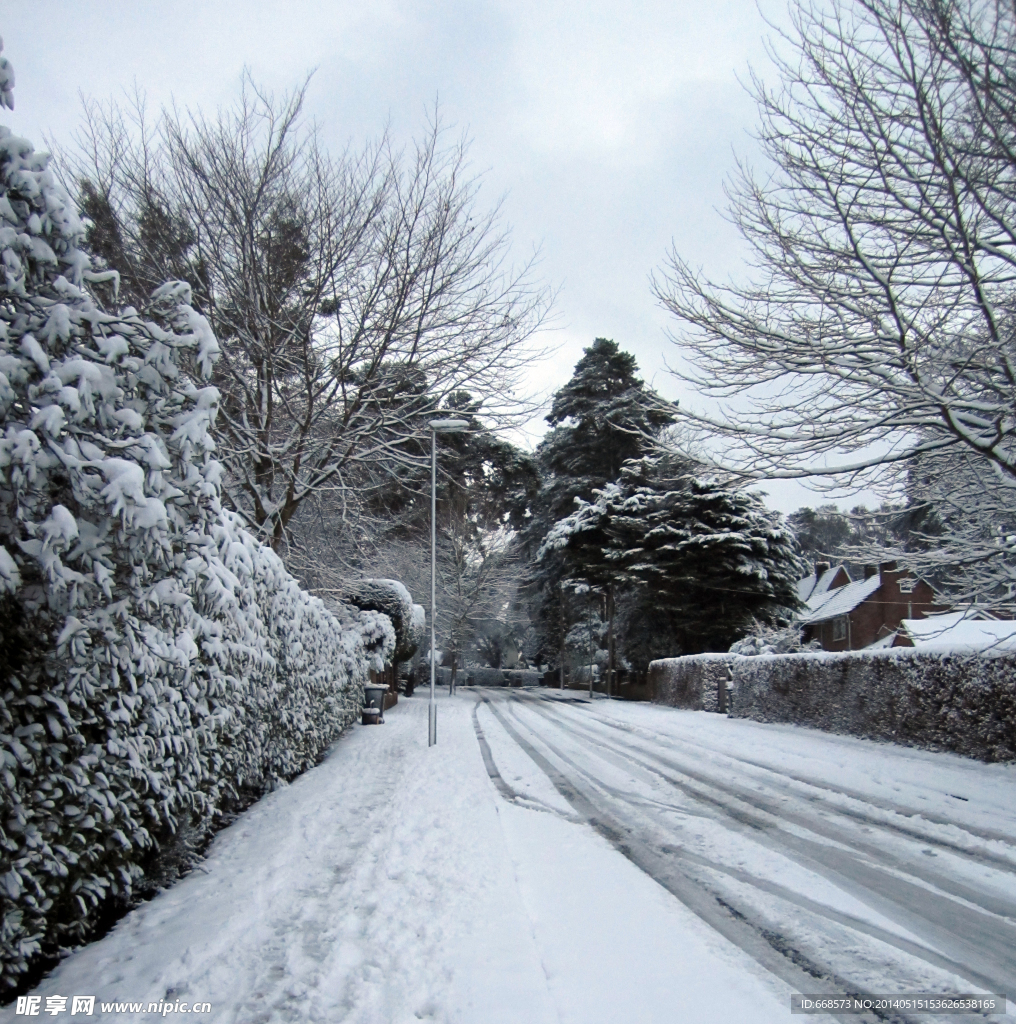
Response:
[832, 616, 848, 641]
[898, 577, 916, 593]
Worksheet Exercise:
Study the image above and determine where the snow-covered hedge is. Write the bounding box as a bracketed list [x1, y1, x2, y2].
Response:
[0, 119, 394, 990]
[730, 649, 1016, 762]
[648, 654, 734, 712]
[343, 579, 419, 664]
[650, 648, 1016, 761]
[408, 603, 426, 661]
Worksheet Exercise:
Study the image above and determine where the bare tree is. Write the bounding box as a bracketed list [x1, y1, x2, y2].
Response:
[654, 0, 1016, 602]
[284, 404, 537, 681]
[435, 525, 525, 687]
[314, 521, 528, 688]
[66, 78, 551, 549]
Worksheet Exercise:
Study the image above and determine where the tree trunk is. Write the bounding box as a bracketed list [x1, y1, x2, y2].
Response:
[607, 585, 615, 699]
[559, 587, 566, 691]
[587, 595, 594, 698]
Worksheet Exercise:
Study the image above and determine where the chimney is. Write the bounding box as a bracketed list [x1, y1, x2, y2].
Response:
[814, 561, 830, 578]
[878, 560, 897, 584]
[864, 565, 877, 579]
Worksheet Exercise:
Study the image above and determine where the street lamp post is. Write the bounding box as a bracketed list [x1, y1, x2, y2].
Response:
[428, 418, 470, 747]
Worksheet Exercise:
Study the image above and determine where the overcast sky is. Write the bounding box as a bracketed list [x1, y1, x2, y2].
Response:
[4, 0, 868, 514]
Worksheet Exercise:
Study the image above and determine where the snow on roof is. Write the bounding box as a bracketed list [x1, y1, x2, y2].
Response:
[799, 574, 882, 624]
[795, 565, 845, 604]
[864, 632, 897, 650]
[898, 612, 1016, 653]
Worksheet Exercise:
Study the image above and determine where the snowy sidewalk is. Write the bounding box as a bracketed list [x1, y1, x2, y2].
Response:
[3, 693, 789, 1024]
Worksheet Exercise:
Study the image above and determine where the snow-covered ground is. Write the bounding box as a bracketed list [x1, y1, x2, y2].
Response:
[6, 690, 1016, 1023]
[478, 690, 1016, 1020]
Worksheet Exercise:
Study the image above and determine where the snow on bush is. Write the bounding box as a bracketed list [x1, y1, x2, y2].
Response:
[342, 579, 419, 663]
[648, 654, 736, 712]
[651, 646, 1016, 763]
[409, 603, 426, 656]
[730, 649, 1016, 763]
[0, 101, 394, 990]
[728, 619, 819, 656]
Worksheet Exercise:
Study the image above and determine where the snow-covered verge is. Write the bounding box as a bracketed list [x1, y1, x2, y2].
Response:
[0, 110, 394, 992]
[730, 649, 1016, 763]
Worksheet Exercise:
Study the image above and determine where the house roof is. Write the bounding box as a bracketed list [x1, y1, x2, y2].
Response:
[863, 632, 897, 650]
[799, 574, 882, 625]
[896, 612, 1016, 653]
[795, 565, 846, 604]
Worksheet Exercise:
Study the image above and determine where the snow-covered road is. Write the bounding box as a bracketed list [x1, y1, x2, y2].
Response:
[479, 689, 1016, 1021]
[6, 690, 1015, 1023]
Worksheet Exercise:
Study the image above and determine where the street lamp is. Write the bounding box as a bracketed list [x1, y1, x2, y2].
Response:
[428, 417, 469, 747]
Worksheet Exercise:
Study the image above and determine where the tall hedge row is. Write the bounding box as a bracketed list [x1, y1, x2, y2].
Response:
[729, 649, 1016, 762]
[649, 649, 1016, 763]
[0, 115, 395, 990]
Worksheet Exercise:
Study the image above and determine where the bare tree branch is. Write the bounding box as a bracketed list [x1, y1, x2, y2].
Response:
[654, 0, 1016, 600]
[65, 80, 553, 550]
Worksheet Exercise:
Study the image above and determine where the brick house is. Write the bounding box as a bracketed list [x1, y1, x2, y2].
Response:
[796, 561, 851, 604]
[797, 561, 945, 652]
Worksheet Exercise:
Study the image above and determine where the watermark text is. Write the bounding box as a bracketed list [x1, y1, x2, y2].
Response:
[15, 995, 212, 1016]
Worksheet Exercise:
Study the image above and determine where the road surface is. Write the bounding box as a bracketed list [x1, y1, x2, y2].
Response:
[6, 689, 1014, 1024]
[474, 688, 1016, 1023]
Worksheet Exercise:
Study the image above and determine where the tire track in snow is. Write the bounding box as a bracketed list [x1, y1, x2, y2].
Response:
[516, 692, 1016, 901]
[559, 702, 1016, 859]
[503, 702, 995, 990]
[508, 693, 1016, 1003]
[474, 693, 921, 1024]
[520, 696, 1016, 907]
[470, 698, 582, 822]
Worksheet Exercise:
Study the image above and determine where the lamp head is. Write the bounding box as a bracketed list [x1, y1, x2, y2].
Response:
[428, 418, 470, 432]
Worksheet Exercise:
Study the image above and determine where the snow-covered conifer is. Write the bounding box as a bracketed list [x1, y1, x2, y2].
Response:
[539, 458, 804, 663]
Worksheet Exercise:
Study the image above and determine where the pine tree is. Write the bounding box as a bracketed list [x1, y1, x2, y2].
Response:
[540, 458, 804, 669]
[611, 459, 803, 656]
[523, 339, 673, 672]
[536, 337, 673, 524]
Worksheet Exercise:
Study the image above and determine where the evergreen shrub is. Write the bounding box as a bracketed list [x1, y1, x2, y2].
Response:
[0, 94, 394, 989]
[649, 649, 1016, 762]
